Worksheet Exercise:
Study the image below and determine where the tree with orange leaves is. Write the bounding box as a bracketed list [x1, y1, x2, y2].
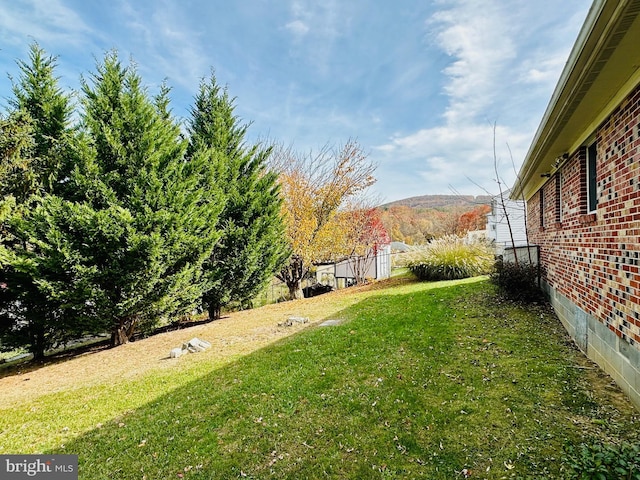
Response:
[272, 140, 376, 299]
[457, 205, 491, 234]
[340, 207, 390, 284]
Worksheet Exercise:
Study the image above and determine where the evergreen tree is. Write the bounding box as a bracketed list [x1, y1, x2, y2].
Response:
[0, 109, 34, 266]
[1, 50, 226, 354]
[0, 198, 91, 358]
[0, 45, 76, 359]
[0, 109, 35, 203]
[69, 52, 225, 344]
[187, 74, 289, 319]
[8, 44, 74, 196]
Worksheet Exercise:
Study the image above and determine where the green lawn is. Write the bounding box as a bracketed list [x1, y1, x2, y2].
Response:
[1, 277, 638, 479]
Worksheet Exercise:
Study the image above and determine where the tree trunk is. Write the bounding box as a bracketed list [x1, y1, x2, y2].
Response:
[31, 329, 46, 361]
[111, 327, 128, 346]
[207, 303, 221, 321]
[111, 315, 137, 346]
[277, 255, 307, 300]
[287, 280, 304, 300]
[203, 291, 222, 321]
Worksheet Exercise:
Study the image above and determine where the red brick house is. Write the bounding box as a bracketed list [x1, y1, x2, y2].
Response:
[513, 0, 640, 409]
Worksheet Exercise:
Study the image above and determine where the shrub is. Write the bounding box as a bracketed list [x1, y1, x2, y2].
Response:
[490, 257, 543, 303]
[563, 441, 640, 479]
[408, 235, 494, 281]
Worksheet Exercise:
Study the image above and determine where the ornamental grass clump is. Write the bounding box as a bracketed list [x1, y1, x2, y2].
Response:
[408, 235, 494, 281]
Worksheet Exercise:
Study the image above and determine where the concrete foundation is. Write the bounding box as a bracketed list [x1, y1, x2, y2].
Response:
[543, 280, 640, 410]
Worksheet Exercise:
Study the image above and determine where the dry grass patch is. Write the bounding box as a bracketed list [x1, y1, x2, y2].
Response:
[0, 278, 409, 408]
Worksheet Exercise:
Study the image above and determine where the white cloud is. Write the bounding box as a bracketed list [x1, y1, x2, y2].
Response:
[0, 0, 94, 48]
[523, 57, 565, 85]
[282, 0, 345, 74]
[372, 131, 530, 203]
[373, 0, 524, 195]
[515, 33, 577, 87]
[371, 0, 581, 200]
[377, 123, 526, 164]
[374, 112, 531, 198]
[428, 0, 515, 124]
[117, 0, 209, 91]
[375, 144, 394, 153]
[285, 20, 310, 38]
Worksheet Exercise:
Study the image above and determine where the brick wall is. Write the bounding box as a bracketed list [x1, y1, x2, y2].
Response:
[527, 83, 640, 352]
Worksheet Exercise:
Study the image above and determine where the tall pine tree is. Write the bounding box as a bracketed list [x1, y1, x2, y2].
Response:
[8, 44, 75, 197]
[69, 52, 225, 344]
[0, 45, 76, 360]
[187, 74, 289, 319]
[1, 51, 226, 353]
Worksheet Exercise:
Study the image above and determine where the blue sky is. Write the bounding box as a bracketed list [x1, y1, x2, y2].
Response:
[0, 0, 592, 203]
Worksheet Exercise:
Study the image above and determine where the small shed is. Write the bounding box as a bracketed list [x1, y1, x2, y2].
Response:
[316, 244, 392, 288]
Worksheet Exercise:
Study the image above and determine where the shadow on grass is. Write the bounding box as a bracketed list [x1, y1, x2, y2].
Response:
[0, 275, 419, 378]
[0, 314, 226, 379]
[45, 279, 638, 479]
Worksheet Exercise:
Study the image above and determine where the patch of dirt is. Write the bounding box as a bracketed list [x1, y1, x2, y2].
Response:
[0, 278, 410, 408]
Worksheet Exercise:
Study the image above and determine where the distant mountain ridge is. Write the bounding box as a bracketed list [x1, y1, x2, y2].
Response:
[381, 194, 492, 210]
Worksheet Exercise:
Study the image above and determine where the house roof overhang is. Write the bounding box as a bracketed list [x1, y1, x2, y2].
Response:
[512, 0, 640, 201]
